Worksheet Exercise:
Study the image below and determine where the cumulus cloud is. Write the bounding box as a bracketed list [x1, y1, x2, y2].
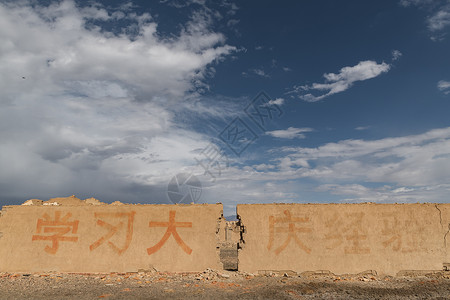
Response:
[400, 0, 450, 40]
[0, 0, 236, 205]
[391, 49, 403, 61]
[289, 60, 390, 102]
[164, 126, 450, 215]
[211, 127, 450, 207]
[253, 69, 269, 77]
[316, 183, 450, 203]
[0, 1, 236, 101]
[198, 127, 450, 212]
[266, 127, 313, 139]
[399, 0, 435, 7]
[265, 98, 285, 106]
[251, 68, 270, 78]
[227, 19, 240, 27]
[242, 68, 270, 78]
[438, 80, 450, 94]
[160, 0, 207, 7]
[428, 7, 450, 31]
[276, 127, 450, 185]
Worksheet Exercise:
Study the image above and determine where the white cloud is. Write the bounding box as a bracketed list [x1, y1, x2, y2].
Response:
[266, 127, 313, 139]
[205, 127, 450, 209]
[265, 98, 285, 106]
[428, 7, 450, 31]
[278, 127, 450, 186]
[391, 49, 402, 61]
[227, 19, 239, 27]
[163, 126, 450, 215]
[316, 183, 450, 203]
[242, 68, 270, 78]
[160, 0, 207, 9]
[289, 60, 391, 102]
[400, 0, 450, 40]
[399, 0, 435, 7]
[355, 126, 371, 131]
[438, 80, 450, 93]
[271, 59, 277, 67]
[0, 1, 236, 101]
[282, 67, 292, 72]
[252, 68, 270, 78]
[0, 0, 236, 205]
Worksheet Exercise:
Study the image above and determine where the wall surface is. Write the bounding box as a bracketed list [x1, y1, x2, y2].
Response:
[1, 199, 449, 274]
[0, 197, 223, 273]
[237, 203, 450, 276]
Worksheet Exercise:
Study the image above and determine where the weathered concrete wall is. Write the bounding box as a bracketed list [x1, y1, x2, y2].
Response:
[2, 199, 449, 274]
[237, 203, 450, 276]
[0, 197, 224, 273]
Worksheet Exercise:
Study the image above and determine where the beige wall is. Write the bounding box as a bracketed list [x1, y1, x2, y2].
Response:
[237, 203, 450, 275]
[0, 201, 223, 273]
[2, 200, 449, 274]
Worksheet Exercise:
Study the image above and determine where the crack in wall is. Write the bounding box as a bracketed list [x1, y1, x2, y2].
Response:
[236, 213, 245, 250]
[215, 212, 223, 235]
[435, 204, 443, 227]
[445, 223, 450, 248]
[435, 204, 449, 248]
[215, 212, 224, 269]
[235, 213, 246, 272]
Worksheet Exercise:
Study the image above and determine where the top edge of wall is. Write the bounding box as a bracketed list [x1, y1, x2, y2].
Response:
[236, 202, 448, 207]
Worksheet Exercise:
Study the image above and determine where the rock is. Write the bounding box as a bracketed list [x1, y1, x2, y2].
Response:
[84, 197, 104, 205]
[22, 199, 43, 206]
[42, 202, 60, 206]
[44, 195, 82, 206]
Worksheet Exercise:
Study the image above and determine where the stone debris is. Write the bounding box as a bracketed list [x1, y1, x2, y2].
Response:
[111, 201, 124, 206]
[1, 270, 450, 284]
[84, 197, 104, 205]
[22, 199, 43, 206]
[1, 268, 450, 300]
[21, 195, 106, 206]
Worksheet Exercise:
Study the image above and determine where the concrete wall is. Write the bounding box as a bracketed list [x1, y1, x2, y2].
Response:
[0, 197, 223, 273]
[237, 203, 450, 276]
[1, 199, 449, 274]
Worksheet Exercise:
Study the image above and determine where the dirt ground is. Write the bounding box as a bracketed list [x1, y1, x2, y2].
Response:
[1, 269, 450, 299]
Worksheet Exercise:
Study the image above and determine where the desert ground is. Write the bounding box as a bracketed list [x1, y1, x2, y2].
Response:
[1, 269, 450, 299]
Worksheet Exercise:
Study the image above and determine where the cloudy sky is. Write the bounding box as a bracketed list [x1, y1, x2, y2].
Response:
[1, 0, 449, 216]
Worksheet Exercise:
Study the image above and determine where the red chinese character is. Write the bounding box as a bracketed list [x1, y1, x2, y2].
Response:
[32, 211, 79, 254]
[147, 210, 192, 255]
[267, 210, 312, 255]
[381, 212, 419, 253]
[90, 211, 136, 255]
[324, 212, 370, 254]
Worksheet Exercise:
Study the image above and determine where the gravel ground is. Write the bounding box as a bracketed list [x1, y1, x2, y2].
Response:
[1, 270, 450, 299]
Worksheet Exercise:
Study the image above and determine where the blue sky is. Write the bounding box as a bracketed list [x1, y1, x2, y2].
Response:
[0, 0, 449, 216]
